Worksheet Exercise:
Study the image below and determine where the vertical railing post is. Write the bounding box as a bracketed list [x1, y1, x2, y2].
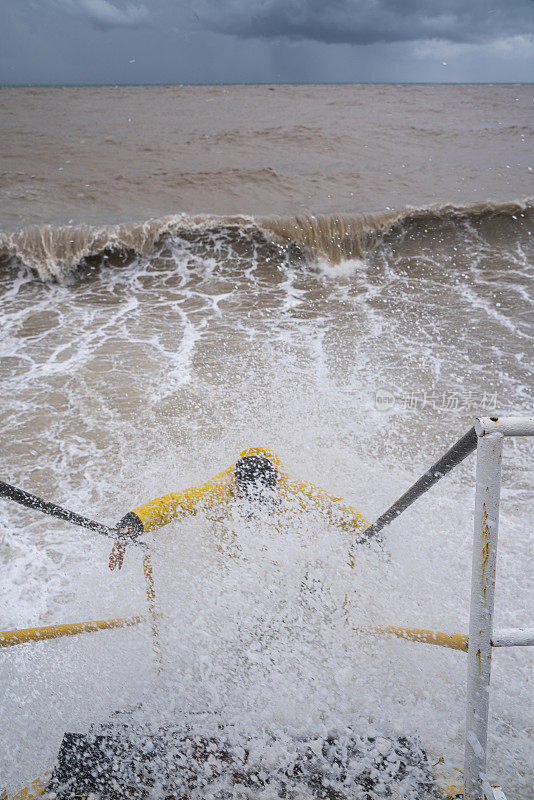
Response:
[142, 551, 162, 673]
[464, 431, 503, 800]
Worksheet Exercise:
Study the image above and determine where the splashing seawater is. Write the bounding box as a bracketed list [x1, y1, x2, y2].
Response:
[0, 205, 532, 797]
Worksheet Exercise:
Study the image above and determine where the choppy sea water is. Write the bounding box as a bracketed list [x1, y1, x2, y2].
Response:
[0, 85, 532, 798]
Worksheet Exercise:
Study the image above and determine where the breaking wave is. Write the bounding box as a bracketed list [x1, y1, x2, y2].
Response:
[0, 199, 532, 282]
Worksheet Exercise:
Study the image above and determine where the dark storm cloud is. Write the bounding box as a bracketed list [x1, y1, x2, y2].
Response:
[196, 0, 534, 46]
[0, 0, 533, 84]
[56, 0, 150, 30]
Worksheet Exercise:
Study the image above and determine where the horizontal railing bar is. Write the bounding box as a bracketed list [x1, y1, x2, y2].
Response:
[491, 628, 534, 648]
[0, 615, 145, 648]
[5, 616, 530, 653]
[475, 416, 534, 438]
[365, 426, 477, 539]
[363, 625, 534, 653]
[370, 625, 469, 652]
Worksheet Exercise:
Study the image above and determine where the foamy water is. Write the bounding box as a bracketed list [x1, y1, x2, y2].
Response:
[0, 85, 533, 798]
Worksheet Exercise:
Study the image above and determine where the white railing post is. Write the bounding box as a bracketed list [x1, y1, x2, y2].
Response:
[464, 430, 504, 800]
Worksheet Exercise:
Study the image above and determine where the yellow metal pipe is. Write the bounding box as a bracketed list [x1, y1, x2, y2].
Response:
[371, 625, 469, 653]
[0, 615, 145, 648]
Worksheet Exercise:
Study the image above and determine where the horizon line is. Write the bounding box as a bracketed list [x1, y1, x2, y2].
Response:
[1, 81, 533, 89]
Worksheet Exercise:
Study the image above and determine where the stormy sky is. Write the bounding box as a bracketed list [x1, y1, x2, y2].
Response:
[1, 0, 533, 85]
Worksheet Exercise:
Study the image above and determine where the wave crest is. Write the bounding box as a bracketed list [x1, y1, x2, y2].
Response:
[0, 199, 532, 281]
[260, 199, 533, 263]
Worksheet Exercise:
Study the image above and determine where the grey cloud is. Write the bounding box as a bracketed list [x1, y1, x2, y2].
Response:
[1, 0, 533, 85]
[195, 0, 534, 46]
[57, 0, 150, 30]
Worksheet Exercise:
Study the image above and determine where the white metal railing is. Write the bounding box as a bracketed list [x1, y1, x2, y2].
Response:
[464, 417, 533, 800]
[366, 415, 533, 800]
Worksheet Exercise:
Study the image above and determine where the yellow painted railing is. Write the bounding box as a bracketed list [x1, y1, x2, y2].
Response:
[372, 625, 469, 653]
[0, 615, 145, 648]
[1, 616, 470, 654]
[0, 550, 160, 667]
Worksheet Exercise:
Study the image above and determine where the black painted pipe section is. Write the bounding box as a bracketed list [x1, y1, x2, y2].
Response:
[365, 425, 478, 540]
[0, 480, 118, 540]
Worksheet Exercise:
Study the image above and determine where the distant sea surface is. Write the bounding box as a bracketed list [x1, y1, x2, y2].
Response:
[0, 84, 532, 276]
[0, 85, 532, 798]
[1, 84, 533, 225]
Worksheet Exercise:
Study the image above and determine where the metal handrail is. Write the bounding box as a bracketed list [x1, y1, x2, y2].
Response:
[366, 416, 533, 800]
[0, 615, 144, 648]
[463, 417, 533, 800]
[365, 425, 478, 539]
[0, 480, 144, 545]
